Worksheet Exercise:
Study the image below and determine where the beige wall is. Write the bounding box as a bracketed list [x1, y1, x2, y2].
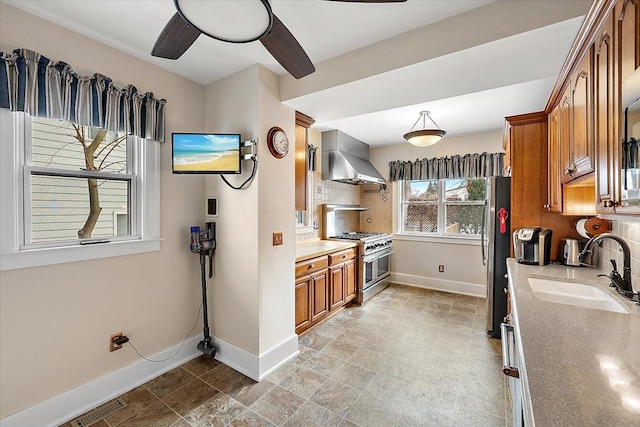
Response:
[204, 65, 297, 357]
[256, 66, 296, 352]
[204, 67, 261, 354]
[0, 4, 205, 418]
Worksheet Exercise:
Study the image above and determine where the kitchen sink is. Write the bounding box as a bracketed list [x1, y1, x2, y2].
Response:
[527, 278, 629, 314]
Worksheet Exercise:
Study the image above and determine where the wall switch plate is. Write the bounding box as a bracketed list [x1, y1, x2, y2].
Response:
[273, 232, 283, 246]
[438, 265, 444, 273]
[206, 197, 218, 218]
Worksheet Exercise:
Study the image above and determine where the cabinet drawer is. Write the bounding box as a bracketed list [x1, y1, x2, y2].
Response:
[329, 248, 356, 265]
[295, 255, 329, 277]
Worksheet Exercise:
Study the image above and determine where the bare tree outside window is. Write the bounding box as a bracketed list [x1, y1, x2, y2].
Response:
[29, 117, 130, 243]
[69, 123, 127, 238]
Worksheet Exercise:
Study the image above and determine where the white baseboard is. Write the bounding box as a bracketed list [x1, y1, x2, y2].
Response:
[1, 333, 299, 427]
[391, 272, 486, 298]
[0, 335, 202, 427]
[213, 333, 298, 382]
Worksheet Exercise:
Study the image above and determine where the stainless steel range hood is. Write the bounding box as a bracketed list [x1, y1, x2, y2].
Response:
[322, 130, 385, 185]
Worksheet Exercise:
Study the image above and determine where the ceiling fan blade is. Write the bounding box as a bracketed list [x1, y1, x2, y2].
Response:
[260, 15, 315, 79]
[151, 13, 201, 60]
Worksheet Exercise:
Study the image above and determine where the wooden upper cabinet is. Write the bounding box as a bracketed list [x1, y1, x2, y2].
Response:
[618, 0, 640, 82]
[559, 86, 572, 186]
[595, 13, 620, 213]
[295, 111, 315, 211]
[548, 104, 563, 212]
[565, 48, 595, 182]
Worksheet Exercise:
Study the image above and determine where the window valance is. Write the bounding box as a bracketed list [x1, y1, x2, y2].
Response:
[0, 48, 166, 142]
[388, 152, 504, 181]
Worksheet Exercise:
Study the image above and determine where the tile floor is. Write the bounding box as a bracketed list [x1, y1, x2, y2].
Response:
[61, 284, 510, 427]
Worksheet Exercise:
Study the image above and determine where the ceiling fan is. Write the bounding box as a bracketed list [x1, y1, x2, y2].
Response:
[151, 0, 406, 79]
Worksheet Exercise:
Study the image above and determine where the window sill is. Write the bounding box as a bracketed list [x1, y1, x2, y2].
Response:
[0, 239, 161, 271]
[393, 233, 481, 246]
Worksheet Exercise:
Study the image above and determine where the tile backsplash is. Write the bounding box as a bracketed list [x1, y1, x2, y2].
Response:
[596, 219, 640, 290]
[295, 171, 361, 242]
[359, 184, 393, 234]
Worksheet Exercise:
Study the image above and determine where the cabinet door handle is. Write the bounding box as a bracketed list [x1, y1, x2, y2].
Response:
[501, 323, 520, 378]
[308, 264, 315, 269]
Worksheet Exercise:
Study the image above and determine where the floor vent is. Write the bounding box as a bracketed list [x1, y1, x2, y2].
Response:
[71, 398, 127, 427]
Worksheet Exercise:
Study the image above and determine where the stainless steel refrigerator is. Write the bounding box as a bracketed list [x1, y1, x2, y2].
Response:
[481, 176, 511, 339]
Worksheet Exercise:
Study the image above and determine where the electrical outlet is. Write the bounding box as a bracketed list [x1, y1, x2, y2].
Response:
[110, 332, 123, 352]
[438, 265, 445, 273]
[273, 231, 283, 246]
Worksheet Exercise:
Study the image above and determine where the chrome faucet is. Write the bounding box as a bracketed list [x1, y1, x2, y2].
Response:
[579, 233, 637, 301]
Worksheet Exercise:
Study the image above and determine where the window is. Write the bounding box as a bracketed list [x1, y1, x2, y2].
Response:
[27, 116, 133, 244]
[400, 178, 486, 237]
[0, 110, 160, 271]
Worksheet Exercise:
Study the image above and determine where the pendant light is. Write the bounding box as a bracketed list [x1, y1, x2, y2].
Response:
[403, 111, 447, 147]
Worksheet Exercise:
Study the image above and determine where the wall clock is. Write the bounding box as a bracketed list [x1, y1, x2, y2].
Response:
[267, 126, 289, 159]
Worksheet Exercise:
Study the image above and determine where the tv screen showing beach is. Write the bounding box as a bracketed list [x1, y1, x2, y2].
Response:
[172, 133, 241, 174]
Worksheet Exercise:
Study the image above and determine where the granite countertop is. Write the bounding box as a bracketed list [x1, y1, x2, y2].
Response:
[506, 258, 640, 426]
[295, 240, 358, 263]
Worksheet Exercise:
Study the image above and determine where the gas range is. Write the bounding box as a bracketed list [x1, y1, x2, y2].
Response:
[321, 204, 393, 303]
[329, 232, 393, 255]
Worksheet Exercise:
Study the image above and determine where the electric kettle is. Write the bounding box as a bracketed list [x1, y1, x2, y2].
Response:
[563, 238, 584, 267]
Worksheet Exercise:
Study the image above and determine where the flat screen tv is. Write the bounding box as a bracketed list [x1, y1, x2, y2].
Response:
[172, 133, 241, 174]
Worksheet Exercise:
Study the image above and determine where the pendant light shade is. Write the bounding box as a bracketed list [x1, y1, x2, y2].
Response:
[403, 111, 447, 147]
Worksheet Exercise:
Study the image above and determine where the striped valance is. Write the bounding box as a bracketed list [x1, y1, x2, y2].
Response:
[389, 152, 504, 181]
[0, 48, 166, 142]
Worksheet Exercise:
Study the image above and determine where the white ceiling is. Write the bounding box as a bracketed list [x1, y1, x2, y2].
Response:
[3, 0, 593, 147]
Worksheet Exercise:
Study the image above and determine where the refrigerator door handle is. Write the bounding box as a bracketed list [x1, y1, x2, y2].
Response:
[481, 199, 488, 266]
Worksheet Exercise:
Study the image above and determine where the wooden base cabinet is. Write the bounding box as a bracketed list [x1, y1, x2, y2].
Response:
[294, 277, 312, 334]
[328, 248, 357, 311]
[295, 255, 329, 335]
[295, 247, 357, 335]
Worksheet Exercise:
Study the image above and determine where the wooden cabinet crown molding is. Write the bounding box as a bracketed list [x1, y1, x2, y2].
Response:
[546, 0, 617, 112]
[295, 111, 315, 128]
[505, 111, 547, 126]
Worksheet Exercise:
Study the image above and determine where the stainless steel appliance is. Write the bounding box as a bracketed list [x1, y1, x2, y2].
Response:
[501, 320, 524, 427]
[563, 238, 584, 267]
[481, 176, 511, 339]
[322, 204, 393, 303]
[513, 227, 552, 265]
[321, 130, 386, 185]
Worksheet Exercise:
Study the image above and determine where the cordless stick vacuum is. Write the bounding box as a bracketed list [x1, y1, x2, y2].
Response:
[190, 222, 217, 358]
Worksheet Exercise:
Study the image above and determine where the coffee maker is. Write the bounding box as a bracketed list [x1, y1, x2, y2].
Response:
[513, 227, 553, 265]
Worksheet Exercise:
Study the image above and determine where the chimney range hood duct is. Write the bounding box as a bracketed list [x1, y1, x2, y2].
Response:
[321, 130, 386, 185]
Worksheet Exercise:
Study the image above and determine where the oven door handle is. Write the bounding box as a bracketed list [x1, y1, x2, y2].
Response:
[500, 323, 520, 378]
[363, 250, 393, 263]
